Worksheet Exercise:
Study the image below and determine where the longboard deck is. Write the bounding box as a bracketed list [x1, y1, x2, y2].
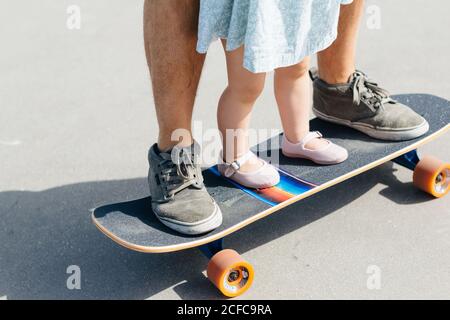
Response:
[93, 94, 450, 253]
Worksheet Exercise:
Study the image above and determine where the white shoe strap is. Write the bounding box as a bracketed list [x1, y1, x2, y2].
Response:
[223, 151, 255, 178]
[300, 131, 323, 147]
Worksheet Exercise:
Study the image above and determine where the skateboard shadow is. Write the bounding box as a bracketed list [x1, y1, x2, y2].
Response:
[94, 197, 188, 237]
[0, 161, 434, 300]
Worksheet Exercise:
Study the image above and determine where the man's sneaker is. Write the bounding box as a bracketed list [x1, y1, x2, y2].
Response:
[148, 142, 222, 235]
[311, 70, 429, 141]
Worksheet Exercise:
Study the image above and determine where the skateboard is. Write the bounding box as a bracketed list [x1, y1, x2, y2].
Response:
[93, 94, 450, 297]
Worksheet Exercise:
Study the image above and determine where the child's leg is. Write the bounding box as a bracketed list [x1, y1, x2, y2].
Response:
[274, 58, 348, 164]
[218, 43, 266, 172]
[274, 57, 328, 150]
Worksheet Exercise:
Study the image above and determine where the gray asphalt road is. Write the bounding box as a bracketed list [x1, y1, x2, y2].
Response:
[0, 0, 449, 299]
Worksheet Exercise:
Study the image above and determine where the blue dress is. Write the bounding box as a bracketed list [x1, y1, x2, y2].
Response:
[197, 0, 353, 73]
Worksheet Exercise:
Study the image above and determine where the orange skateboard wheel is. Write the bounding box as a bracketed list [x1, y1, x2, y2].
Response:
[413, 156, 450, 198]
[206, 249, 254, 297]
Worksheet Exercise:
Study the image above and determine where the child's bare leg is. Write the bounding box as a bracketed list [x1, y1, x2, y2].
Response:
[274, 58, 327, 150]
[218, 43, 266, 172]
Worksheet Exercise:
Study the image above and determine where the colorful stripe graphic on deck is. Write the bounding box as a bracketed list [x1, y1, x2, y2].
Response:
[208, 166, 317, 206]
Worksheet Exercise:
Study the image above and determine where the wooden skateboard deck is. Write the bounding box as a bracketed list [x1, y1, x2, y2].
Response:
[93, 94, 450, 254]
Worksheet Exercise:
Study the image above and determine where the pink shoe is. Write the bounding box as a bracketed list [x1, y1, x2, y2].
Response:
[218, 151, 280, 189]
[282, 131, 348, 165]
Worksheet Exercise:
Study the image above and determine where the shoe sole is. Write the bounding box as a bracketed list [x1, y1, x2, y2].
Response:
[282, 150, 348, 165]
[155, 202, 223, 236]
[313, 107, 430, 141]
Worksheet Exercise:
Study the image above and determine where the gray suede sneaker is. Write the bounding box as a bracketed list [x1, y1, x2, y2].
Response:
[148, 142, 222, 235]
[311, 70, 429, 141]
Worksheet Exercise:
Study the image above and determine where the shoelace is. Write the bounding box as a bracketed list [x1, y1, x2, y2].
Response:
[173, 148, 196, 180]
[159, 148, 199, 199]
[351, 72, 395, 112]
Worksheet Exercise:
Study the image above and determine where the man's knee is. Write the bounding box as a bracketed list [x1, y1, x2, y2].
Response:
[145, 0, 199, 11]
[144, 0, 203, 69]
[144, 0, 200, 31]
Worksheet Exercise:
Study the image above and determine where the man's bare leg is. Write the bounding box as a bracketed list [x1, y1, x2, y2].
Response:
[317, 0, 365, 84]
[144, 1, 222, 235]
[313, 0, 429, 141]
[144, 0, 205, 151]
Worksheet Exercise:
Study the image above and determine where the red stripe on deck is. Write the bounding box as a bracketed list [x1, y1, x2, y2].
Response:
[256, 187, 295, 204]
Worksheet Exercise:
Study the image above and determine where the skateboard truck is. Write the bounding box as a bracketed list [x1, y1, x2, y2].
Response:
[199, 239, 224, 259]
[393, 149, 420, 171]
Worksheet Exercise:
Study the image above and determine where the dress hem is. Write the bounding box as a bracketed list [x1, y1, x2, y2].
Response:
[197, 31, 338, 74]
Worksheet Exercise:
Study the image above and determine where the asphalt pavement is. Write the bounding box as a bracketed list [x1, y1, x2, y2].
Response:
[0, 0, 449, 299]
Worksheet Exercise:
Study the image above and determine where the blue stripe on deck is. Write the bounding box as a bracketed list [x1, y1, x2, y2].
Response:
[208, 166, 316, 206]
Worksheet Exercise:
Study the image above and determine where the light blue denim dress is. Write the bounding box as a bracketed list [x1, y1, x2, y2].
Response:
[197, 0, 353, 73]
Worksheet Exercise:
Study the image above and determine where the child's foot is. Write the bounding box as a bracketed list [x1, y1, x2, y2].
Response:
[218, 151, 280, 189]
[282, 131, 348, 165]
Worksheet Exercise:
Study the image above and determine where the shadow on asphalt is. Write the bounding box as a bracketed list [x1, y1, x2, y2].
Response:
[0, 162, 433, 299]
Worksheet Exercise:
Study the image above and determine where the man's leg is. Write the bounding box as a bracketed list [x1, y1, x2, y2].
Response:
[144, 0, 222, 235]
[144, 0, 205, 151]
[312, 0, 429, 141]
[317, 0, 365, 84]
